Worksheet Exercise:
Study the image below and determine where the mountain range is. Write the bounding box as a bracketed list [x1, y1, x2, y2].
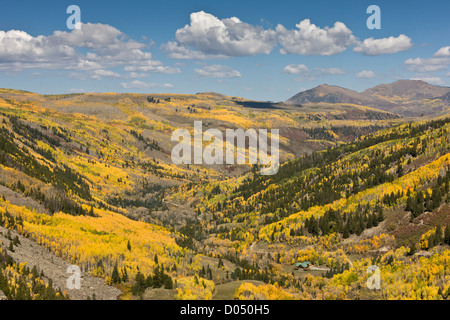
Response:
[286, 80, 450, 117]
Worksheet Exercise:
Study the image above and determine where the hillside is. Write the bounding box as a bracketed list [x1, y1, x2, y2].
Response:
[0, 88, 449, 300]
[287, 80, 450, 117]
[170, 116, 450, 300]
[286, 84, 388, 107]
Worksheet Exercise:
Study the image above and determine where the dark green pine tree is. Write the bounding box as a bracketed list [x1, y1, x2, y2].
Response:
[218, 257, 224, 268]
[432, 187, 442, 209]
[131, 271, 146, 296]
[343, 224, 350, 239]
[13, 235, 20, 246]
[377, 206, 384, 222]
[407, 243, 417, 256]
[111, 264, 121, 284]
[290, 228, 295, 237]
[434, 225, 443, 245]
[200, 265, 206, 277]
[163, 276, 173, 289]
[444, 225, 450, 245]
[308, 218, 320, 236]
[207, 265, 212, 280]
[405, 196, 414, 212]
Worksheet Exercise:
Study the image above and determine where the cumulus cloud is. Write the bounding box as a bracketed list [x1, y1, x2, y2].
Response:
[194, 64, 242, 78]
[0, 23, 179, 77]
[356, 70, 376, 79]
[120, 81, 174, 89]
[276, 19, 357, 56]
[353, 34, 412, 55]
[282, 64, 309, 74]
[434, 46, 450, 58]
[163, 11, 277, 59]
[404, 46, 450, 72]
[0, 29, 76, 69]
[164, 12, 416, 60]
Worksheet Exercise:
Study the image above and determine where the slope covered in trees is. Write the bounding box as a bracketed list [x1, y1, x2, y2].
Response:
[0, 89, 449, 300]
[170, 116, 450, 300]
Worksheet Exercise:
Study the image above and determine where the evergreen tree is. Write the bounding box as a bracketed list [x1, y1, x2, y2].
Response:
[432, 187, 442, 209]
[444, 225, 450, 245]
[343, 224, 350, 239]
[434, 225, 443, 245]
[111, 264, 121, 284]
[8, 241, 14, 252]
[131, 271, 146, 296]
[13, 235, 20, 246]
[308, 218, 320, 236]
[407, 243, 417, 256]
[163, 276, 173, 289]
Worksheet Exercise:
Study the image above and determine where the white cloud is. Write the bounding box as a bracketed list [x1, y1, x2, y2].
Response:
[125, 72, 151, 79]
[353, 34, 412, 55]
[194, 64, 242, 78]
[163, 11, 277, 58]
[356, 70, 376, 79]
[90, 69, 121, 80]
[410, 76, 445, 85]
[0, 30, 76, 66]
[282, 64, 309, 74]
[0, 23, 179, 77]
[404, 46, 450, 72]
[123, 63, 181, 74]
[315, 67, 346, 75]
[404, 57, 448, 72]
[164, 12, 416, 62]
[161, 41, 228, 60]
[283, 65, 346, 80]
[120, 81, 174, 89]
[276, 19, 357, 56]
[434, 46, 450, 58]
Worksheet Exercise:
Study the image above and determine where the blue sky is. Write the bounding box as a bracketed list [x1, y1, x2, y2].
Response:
[0, 0, 449, 101]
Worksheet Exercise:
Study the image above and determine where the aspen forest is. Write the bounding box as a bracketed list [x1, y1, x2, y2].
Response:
[0, 87, 449, 300]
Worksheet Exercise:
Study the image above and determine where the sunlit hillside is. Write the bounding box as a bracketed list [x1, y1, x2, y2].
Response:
[0, 89, 449, 300]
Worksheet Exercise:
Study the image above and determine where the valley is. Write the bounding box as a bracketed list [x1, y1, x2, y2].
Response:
[0, 80, 449, 300]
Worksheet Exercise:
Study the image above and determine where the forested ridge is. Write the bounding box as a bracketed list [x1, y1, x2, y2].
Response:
[0, 90, 448, 300]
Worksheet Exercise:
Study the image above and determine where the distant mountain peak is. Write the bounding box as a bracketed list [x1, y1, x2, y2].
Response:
[364, 79, 450, 99]
[286, 83, 374, 106]
[286, 79, 450, 116]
